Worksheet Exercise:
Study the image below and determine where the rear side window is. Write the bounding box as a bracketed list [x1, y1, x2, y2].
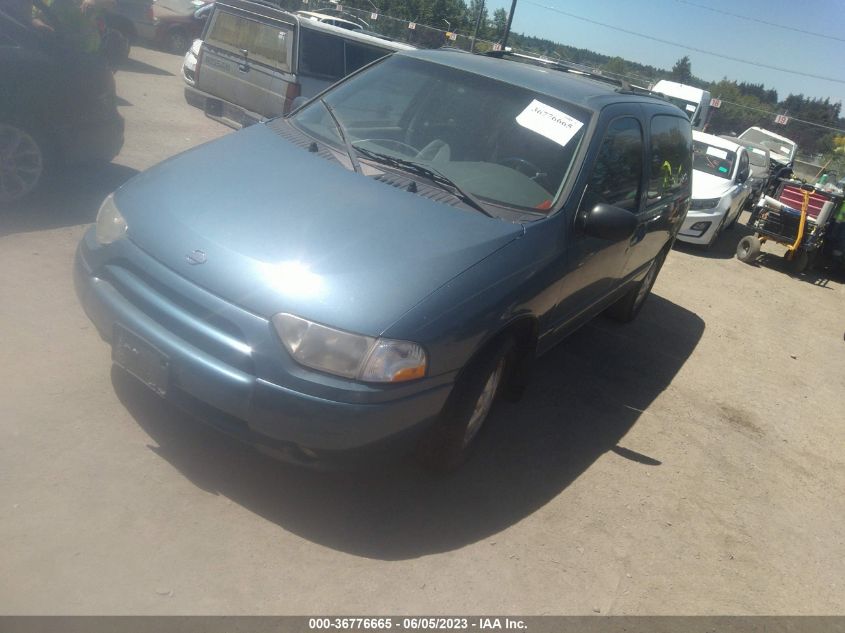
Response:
[581, 117, 643, 213]
[299, 29, 344, 80]
[299, 28, 394, 81]
[206, 10, 292, 70]
[345, 42, 388, 74]
[647, 115, 692, 202]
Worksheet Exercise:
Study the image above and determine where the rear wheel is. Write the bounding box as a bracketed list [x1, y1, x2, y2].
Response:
[736, 235, 761, 263]
[605, 250, 666, 323]
[0, 123, 45, 204]
[416, 338, 513, 472]
[786, 249, 809, 274]
[166, 28, 191, 54]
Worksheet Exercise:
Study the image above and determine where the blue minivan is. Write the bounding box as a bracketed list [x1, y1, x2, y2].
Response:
[75, 49, 692, 470]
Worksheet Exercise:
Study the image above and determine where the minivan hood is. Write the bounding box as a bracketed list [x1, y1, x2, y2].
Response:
[113, 123, 523, 336]
[692, 170, 734, 200]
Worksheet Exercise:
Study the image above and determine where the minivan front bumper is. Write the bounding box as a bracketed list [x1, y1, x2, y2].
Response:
[74, 230, 452, 466]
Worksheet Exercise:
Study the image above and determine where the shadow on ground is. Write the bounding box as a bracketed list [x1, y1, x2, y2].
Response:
[113, 294, 704, 560]
[0, 163, 138, 237]
[116, 56, 175, 76]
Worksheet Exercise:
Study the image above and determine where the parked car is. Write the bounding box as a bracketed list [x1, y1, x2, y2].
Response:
[0, 7, 124, 203]
[102, 0, 156, 43]
[181, 0, 414, 129]
[295, 10, 365, 31]
[677, 131, 750, 247]
[103, 0, 210, 54]
[76, 49, 692, 470]
[150, 0, 213, 53]
[721, 135, 771, 207]
[738, 126, 798, 171]
[651, 79, 711, 131]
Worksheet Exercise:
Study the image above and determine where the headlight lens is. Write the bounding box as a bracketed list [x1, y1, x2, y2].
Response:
[272, 313, 427, 382]
[689, 197, 721, 210]
[95, 193, 127, 245]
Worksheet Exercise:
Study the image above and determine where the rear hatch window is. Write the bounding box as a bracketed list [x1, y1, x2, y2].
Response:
[206, 9, 292, 70]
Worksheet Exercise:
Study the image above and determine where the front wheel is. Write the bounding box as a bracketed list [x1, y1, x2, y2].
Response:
[0, 123, 45, 203]
[605, 251, 666, 323]
[736, 235, 761, 263]
[416, 338, 513, 472]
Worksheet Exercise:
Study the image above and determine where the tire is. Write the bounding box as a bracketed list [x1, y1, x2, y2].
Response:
[605, 250, 666, 323]
[166, 29, 191, 54]
[0, 123, 45, 204]
[736, 235, 761, 263]
[786, 249, 809, 274]
[102, 28, 130, 64]
[416, 338, 514, 472]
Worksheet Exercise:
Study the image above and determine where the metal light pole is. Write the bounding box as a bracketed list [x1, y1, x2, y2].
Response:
[501, 0, 517, 49]
[470, 0, 485, 53]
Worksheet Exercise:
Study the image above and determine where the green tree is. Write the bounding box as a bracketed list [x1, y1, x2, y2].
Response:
[670, 55, 692, 84]
[603, 56, 626, 78]
[490, 7, 507, 41]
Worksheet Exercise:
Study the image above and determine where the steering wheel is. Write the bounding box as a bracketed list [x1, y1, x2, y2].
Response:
[499, 157, 544, 180]
[353, 139, 419, 158]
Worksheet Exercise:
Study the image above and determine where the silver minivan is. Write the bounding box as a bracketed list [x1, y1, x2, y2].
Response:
[182, 0, 414, 128]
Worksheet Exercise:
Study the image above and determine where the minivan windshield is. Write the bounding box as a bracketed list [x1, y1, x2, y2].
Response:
[663, 95, 698, 120]
[289, 55, 591, 214]
[693, 140, 736, 179]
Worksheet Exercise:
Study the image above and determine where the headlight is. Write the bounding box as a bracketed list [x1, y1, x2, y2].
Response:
[272, 313, 427, 383]
[95, 193, 127, 245]
[689, 197, 721, 210]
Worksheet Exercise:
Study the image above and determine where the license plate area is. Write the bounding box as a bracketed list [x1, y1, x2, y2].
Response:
[113, 325, 170, 397]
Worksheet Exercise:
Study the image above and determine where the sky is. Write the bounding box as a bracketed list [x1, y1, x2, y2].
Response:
[481, 0, 845, 110]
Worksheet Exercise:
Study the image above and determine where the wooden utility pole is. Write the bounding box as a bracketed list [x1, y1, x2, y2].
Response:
[501, 0, 517, 49]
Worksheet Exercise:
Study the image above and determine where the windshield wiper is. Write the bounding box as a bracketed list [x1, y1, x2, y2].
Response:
[319, 99, 361, 175]
[354, 147, 493, 217]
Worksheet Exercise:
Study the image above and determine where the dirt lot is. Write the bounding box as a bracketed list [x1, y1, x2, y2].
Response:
[1, 46, 844, 615]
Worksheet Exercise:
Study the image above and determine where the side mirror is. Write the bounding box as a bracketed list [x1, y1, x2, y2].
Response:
[582, 203, 638, 241]
[737, 168, 749, 184]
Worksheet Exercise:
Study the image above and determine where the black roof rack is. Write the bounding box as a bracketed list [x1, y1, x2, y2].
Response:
[484, 50, 665, 99]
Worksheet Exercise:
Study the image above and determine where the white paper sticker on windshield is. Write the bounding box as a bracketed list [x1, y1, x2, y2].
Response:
[706, 146, 728, 160]
[780, 146, 791, 155]
[751, 147, 766, 155]
[516, 100, 584, 148]
[685, 103, 697, 112]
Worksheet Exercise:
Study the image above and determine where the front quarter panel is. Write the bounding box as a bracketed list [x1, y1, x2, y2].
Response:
[383, 216, 566, 378]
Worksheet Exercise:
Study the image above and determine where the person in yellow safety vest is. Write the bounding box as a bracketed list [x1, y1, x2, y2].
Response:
[32, 0, 113, 54]
[661, 160, 673, 192]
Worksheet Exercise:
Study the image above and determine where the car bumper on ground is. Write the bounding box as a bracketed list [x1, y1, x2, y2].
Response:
[74, 230, 452, 467]
[676, 206, 727, 245]
[184, 85, 262, 130]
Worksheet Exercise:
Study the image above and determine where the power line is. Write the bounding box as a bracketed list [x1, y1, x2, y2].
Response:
[673, 0, 845, 44]
[712, 98, 845, 134]
[510, 44, 845, 134]
[521, 0, 845, 85]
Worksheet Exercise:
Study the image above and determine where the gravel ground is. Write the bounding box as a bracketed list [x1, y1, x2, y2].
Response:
[1, 46, 844, 615]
